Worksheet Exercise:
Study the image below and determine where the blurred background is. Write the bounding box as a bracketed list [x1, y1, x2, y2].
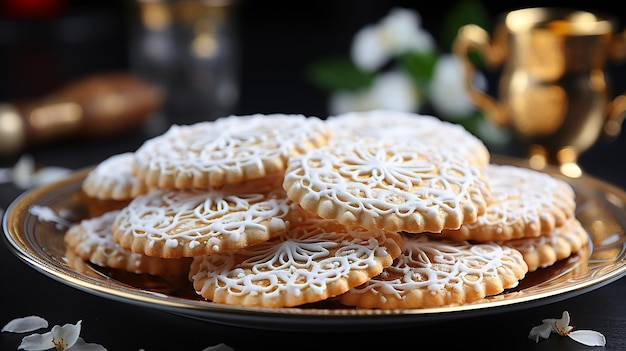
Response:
[1, 0, 626, 183]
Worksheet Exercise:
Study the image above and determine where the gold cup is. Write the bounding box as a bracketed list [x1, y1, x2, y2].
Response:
[453, 7, 626, 177]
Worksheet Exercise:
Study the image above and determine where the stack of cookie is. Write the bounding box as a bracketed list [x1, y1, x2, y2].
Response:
[64, 110, 588, 309]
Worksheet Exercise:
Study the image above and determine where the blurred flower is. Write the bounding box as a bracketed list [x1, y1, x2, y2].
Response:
[329, 70, 420, 114]
[428, 54, 484, 119]
[0, 154, 71, 190]
[307, 2, 510, 147]
[350, 8, 435, 72]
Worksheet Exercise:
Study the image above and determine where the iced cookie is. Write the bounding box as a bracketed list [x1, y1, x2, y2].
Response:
[440, 164, 576, 242]
[82, 152, 149, 201]
[282, 138, 490, 233]
[188, 218, 403, 308]
[501, 217, 589, 272]
[111, 176, 307, 258]
[64, 210, 192, 275]
[133, 114, 329, 189]
[326, 110, 490, 167]
[339, 233, 528, 309]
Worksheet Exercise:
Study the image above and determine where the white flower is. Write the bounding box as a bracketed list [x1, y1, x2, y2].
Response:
[381, 8, 435, 56]
[369, 70, 421, 112]
[350, 7, 435, 71]
[428, 54, 486, 119]
[328, 70, 421, 115]
[528, 311, 606, 347]
[13, 320, 106, 351]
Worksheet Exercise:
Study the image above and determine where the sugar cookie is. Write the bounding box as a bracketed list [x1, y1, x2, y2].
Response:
[82, 152, 148, 201]
[64, 210, 192, 275]
[133, 114, 329, 189]
[112, 176, 307, 258]
[439, 164, 576, 241]
[326, 110, 490, 167]
[501, 217, 589, 271]
[283, 138, 490, 233]
[339, 233, 528, 309]
[189, 218, 403, 307]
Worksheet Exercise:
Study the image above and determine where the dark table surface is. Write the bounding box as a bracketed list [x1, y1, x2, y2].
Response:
[2, 1, 626, 350]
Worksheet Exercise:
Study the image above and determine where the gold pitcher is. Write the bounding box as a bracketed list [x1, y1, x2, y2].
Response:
[453, 7, 626, 177]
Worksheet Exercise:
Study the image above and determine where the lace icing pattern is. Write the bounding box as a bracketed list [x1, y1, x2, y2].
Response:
[192, 220, 397, 298]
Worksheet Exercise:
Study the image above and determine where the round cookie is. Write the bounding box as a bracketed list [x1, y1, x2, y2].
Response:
[64, 210, 192, 276]
[326, 110, 490, 167]
[188, 218, 403, 308]
[500, 217, 589, 272]
[282, 138, 490, 233]
[339, 233, 528, 309]
[111, 176, 307, 258]
[82, 152, 149, 201]
[133, 114, 329, 189]
[439, 164, 576, 242]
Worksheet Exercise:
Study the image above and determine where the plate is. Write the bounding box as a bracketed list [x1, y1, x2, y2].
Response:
[3, 156, 626, 332]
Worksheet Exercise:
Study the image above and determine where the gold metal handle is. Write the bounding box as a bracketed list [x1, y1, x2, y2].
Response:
[453, 24, 508, 127]
[605, 29, 626, 139]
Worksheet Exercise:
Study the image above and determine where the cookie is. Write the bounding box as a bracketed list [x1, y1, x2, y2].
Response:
[133, 114, 329, 189]
[188, 218, 403, 308]
[82, 152, 149, 201]
[326, 110, 490, 167]
[501, 217, 589, 272]
[282, 138, 490, 233]
[439, 164, 576, 241]
[64, 210, 192, 275]
[339, 233, 528, 309]
[111, 176, 307, 258]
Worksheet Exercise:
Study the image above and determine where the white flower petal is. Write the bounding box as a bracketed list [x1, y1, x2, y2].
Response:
[554, 311, 571, 330]
[202, 343, 235, 351]
[381, 8, 434, 55]
[70, 337, 108, 351]
[528, 321, 553, 343]
[2, 316, 49, 333]
[18, 330, 55, 351]
[351, 25, 390, 71]
[568, 330, 607, 347]
[429, 54, 483, 119]
[32, 166, 72, 187]
[369, 70, 420, 112]
[50, 321, 82, 349]
[12, 154, 36, 189]
[553, 311, 573, 335]
[328, 91, 374, 115]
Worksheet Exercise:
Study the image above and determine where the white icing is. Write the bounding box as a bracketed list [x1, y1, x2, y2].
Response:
[70, 210, 127, 257]
[82, 152, 146, 200]
[449, 164, 576, 237]
[284, 139, 488, 232]
[133, 114, 328, 187]
[326, 110, 490, 167]
[66, 210, 190, 274]
[191, 219, 395, 299]
[114, 186, 298, 253]
[348, 234, 525, 299]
